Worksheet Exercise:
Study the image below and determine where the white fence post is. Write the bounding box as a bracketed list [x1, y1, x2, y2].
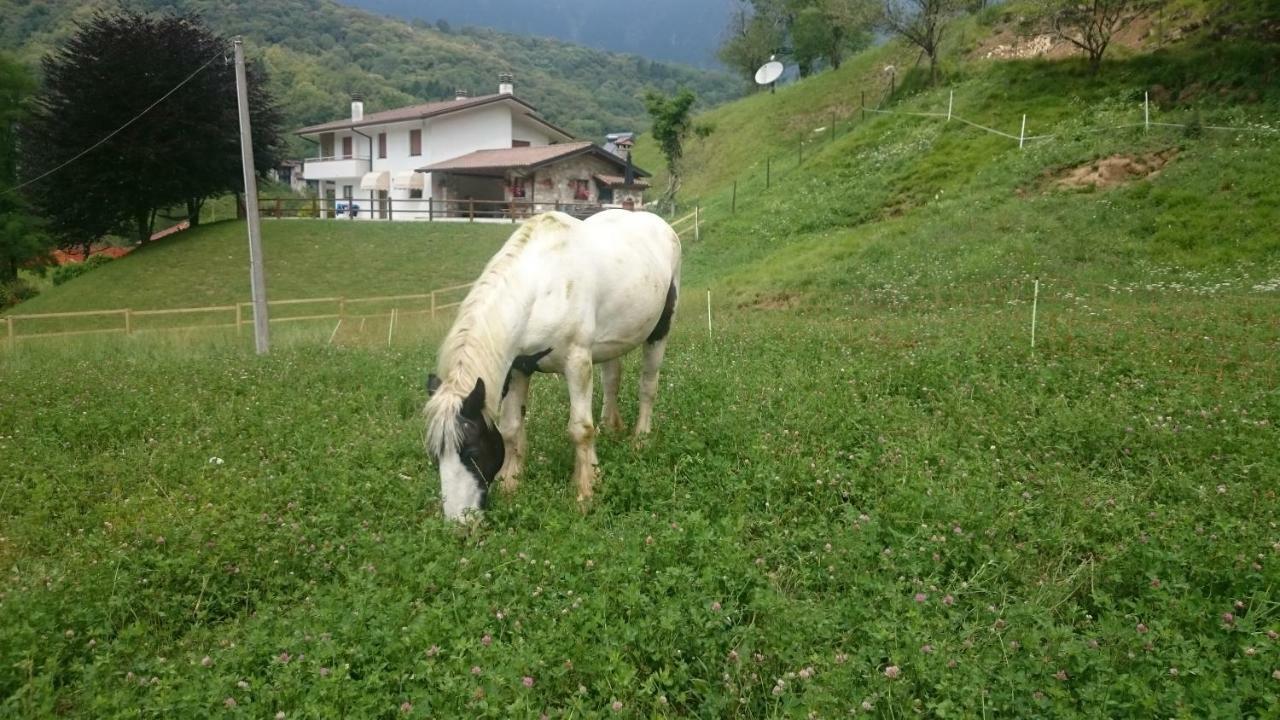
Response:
[1144, 91, 1150, 132]
[706, 290, 712, 339]
[947, 90, 953, 122]
[1019, 114, 1027, 149]
[1031, 279, 1040, 349]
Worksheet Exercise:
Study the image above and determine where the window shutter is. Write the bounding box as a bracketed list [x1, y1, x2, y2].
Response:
[409, 129, 422, 156]
[378, 133, 387, 159]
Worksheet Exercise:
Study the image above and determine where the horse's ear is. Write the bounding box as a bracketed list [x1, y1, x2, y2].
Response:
[461, 377, 486, 419]
[426, 373, 442, 397]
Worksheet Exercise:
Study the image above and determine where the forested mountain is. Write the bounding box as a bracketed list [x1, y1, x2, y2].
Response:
[340, 0, 737, 67]
[0, 0, 741, 153]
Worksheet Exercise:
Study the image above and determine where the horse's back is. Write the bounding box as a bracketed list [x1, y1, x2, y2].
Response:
[516, 210, 680, 365]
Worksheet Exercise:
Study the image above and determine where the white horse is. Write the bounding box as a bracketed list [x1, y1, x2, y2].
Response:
[424, 210, 681, 520]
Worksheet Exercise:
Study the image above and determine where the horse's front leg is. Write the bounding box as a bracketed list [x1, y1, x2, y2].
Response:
[497, 370, 530, 494]
[564, 346, 599, 505]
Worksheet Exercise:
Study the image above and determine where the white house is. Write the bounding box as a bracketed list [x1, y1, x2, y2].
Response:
[297, 76, 649, 220]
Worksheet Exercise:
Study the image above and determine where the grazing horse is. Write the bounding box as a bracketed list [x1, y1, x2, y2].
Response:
[424, 210, 681, 520]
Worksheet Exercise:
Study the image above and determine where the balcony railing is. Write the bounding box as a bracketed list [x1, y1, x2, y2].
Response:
[301, 155, 372, 180]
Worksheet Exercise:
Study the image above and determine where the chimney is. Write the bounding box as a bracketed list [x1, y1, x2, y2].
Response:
[455, 88, 469, 101]
[351, 94, 364, 122]
[498, 73, 514, 95]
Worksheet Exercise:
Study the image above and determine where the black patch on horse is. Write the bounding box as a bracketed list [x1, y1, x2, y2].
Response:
[646, 281, 677, 344]
[457, 378, 503, 508]
[503, 347, 553, 397]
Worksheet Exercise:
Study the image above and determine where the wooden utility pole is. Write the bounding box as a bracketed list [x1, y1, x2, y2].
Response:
[234, 38, 270, 354]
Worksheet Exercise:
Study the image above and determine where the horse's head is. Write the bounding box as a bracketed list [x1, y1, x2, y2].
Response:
[425, 375, 505, 521]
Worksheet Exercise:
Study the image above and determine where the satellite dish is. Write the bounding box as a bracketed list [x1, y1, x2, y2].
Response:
[754, 61, 784, 86]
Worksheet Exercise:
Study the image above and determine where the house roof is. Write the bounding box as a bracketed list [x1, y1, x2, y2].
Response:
[417, 142, 651, 177]
[295, 94, 575, 141]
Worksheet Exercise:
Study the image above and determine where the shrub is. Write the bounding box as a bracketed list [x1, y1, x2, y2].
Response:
[0, 278, 38, 309]
[51, 253, 112, 286]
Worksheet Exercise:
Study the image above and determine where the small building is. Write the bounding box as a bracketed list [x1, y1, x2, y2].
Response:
[295, 75, 648, 220]
[418, 142, 649, 217]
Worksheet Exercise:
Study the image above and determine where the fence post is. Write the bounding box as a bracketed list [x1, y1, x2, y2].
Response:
[430, 291, 437, 320]
[339, 296, 346, 318]
[387, 307, 396, 347]
[860, 91, 865, 120]
[469, 199, 475, 222]
[831, 112, 836, 142]
[5, 316, 13, 351]
[274, 198, 282, 219]
[799, 141, 803, 165]
[947, 90, 953, 122]
[1144, 91, 1150, 132]
[1031, 278, 1040, 349]
[312, 196, 318, 218]
[731, 181, 737, 214]
[124, 309, 132, 336]
[1019, 114, 1027, 149]
[428, 198, 435, 222]
[694, 204, 701, 242]
[235, 303, 243, 335]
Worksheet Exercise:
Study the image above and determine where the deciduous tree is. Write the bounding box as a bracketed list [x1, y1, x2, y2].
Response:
[20, 8, 282, 250]
[1038, 0, 1162, 74]
[643, 89, 698, 207]
[882, 0, 967, 85]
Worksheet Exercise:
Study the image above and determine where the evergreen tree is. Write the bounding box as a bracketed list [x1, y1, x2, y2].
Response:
[0, 53, 49, 284]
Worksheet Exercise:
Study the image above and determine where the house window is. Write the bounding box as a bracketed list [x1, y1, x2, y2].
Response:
[320, 132, 335, 158]
[377, 133, 387, 159]
[571, 179, 590, 201]
[512, 139, 531, 148]
[510, 178, 527, 199]
[409, 129, 422, 156]
[342, 185, 353, 199]
[409, 188, 423, 199]
[341, 136, 353, 159]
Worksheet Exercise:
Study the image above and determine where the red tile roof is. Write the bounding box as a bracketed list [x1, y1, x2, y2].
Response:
[295, 94, 574, 141]
[418, 142, 650, 177]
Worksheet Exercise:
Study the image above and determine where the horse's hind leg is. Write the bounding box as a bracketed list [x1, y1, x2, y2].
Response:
[565, 347, 600, 505]
[634, 337, 668, 437]
[600, 358, 624, 433]
[497, 371, 530, 494]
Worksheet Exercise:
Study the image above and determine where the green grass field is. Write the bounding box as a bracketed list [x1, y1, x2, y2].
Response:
[3, 13, 1280, 718]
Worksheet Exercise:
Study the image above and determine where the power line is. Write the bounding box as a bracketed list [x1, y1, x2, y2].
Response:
[0, 51, 224, 198]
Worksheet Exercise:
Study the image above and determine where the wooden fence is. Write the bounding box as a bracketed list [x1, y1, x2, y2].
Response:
[4, 283, 474, 349]
[257, 197, 620, 222]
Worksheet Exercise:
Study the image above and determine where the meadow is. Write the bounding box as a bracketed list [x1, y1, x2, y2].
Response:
[4, 10, 1280, 717]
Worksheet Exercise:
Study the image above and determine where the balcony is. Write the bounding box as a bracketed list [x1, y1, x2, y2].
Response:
[302, 155, 371, 181]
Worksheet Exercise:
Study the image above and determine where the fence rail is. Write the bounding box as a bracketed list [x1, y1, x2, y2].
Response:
[255, 197, 623, 223]
[3, 284, 475, 349]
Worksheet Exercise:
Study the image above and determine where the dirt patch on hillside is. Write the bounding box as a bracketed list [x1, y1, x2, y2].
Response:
[972, 13, 1192, 62]
[1052, 149, 1178, 190]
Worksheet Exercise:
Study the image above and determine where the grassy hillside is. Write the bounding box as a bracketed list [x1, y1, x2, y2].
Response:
[635, 23, 1280, 300]
[3, 11, 1280, 719]
[0, 0, 740, 148]
[11, 220, 512, 314]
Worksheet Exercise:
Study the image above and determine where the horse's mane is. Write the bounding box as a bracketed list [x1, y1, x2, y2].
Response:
[423, 212, 576, 454]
